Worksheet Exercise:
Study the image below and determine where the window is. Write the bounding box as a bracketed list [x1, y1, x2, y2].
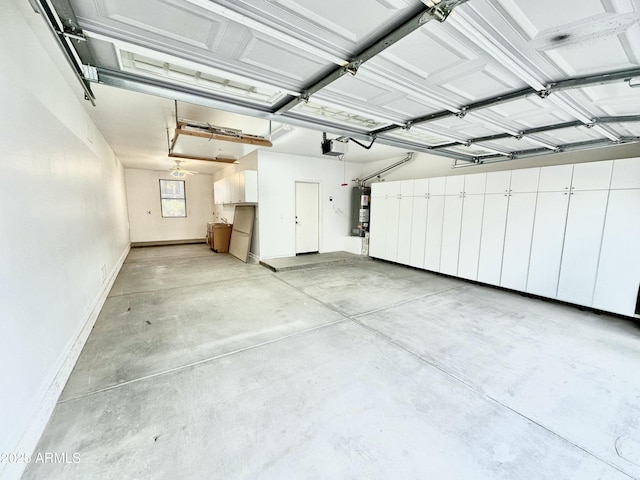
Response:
[159, 179, 186, 217]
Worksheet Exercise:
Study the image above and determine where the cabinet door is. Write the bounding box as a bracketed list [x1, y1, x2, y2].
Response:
[409, 196, 428, 268]
[445, 175, 465, 196]
[477, 194, 509, 286]
[538, 164, 573, 192]
[385, 181, 402, 196]
[610, 158, 640, 189]
[214, 179, 225, 205]
[458, 195, 484, 280]
[384, 195, 401, 262]
[232, 173, 241, 203]
[413, 178, 429, 196]
[440, 194, 464, 276]
[241, 170, 258, 202]
[463, 173, 486, 195]
[501, 192, 537, 291]
[527, 191, 570, 298]
[557, 190, 609, 306]
[593, 189, 640, 316]
[223, 175, 235, 203]
[429, 177, 446, 196]
[368, 196, 388, 258]
[397, 195, 414, 265]
[571, 160, 612, 191]
[400, 180, 414, 197]
[509, 168, 539, 193]
[370, 182, 387, 198]
[485, 171, 511, 194]
[424, 195, 445, 271]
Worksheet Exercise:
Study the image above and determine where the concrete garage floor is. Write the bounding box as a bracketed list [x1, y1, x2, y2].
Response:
[23, 245, 640, 480]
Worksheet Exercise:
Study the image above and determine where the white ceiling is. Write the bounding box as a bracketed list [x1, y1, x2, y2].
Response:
[42, 0, 640, 172]
[87, 83, 407, 174]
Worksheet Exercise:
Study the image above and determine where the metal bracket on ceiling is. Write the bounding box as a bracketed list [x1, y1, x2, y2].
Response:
[536, 89, 550, 99]
[427, 5, 452, 23]
[56, 27, 86, 42]
[515, 132, 524, 140]
[404, 121, 413, 131]
[456, 107, 468, 119]
[343, 61, 362, 77]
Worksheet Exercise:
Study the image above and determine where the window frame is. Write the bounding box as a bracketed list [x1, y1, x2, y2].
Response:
[159, 179, 187, 218]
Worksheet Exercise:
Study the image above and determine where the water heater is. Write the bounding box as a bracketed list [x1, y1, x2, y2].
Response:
[350, 186, 371, 237]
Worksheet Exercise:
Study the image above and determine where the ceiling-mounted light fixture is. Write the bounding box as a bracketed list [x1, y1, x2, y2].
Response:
[169, 160, 197, 177]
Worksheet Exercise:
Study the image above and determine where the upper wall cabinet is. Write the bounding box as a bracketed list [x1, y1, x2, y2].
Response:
[463, 173, 486, 195]
[413, 178, 429, 197]
[429, 177, 446, 196]
[485, 171, 511, 194]
[370, 182, 387, 198]
[610, 157, 640, 189]
[509, 168, 539, 193]
[538, 164, 573, 192]
[400, 180, 414, 197]
[214, 170, 258, 205]
[386, 181, 402, 197]
[444, 175, 465, 196]
[570, 160, 612, 191]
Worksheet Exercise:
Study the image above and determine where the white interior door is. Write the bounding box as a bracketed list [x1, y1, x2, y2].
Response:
[295, 182, 319, 254]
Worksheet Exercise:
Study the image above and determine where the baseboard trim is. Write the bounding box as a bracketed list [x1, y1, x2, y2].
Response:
[131, 239, 205, 247]
[1, 244, 130, 480]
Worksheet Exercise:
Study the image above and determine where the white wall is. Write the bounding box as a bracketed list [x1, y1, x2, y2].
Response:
[361, 143, 640, 183]
[258, 151, 362, 259]
[0, 2, 130, 479]
[125, 169, 214, 243]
